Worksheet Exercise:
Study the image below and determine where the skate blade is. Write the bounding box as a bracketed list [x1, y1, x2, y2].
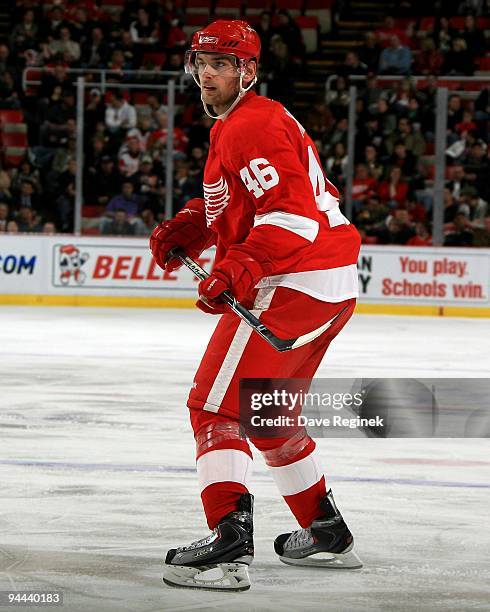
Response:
[163, 562, 251, 592]
[279, 549, 362, 569]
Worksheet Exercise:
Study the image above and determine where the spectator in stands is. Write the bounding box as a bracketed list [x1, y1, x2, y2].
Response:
[138, 208, 158, 235]
[118, 31, 136, 69]
[266, 37, 298, 107]
[69, 7, 92, 47]
[167, 19, 186, 51]
[85, 88, 106, 136]
[82, 26, 109, 68]
[474, 87, 490, 121]
[442, 38, 473, 76]
[341, 51, 368, 77]
[41, 5, 68, 42]
[16, 205, 41, 232]
[0, 202, 10, 231]
[444, 187, 460, 222]
[374, 98, 397, 136]
[375, 16, 407, 48]
[0, 70, 20, 109]
[10, 159, 42, 197]
[326, 75, 350, 119]
[105, 92, 137, 135]
[355, 195, 389, 237]
[55, 158, 77, 231]
[359, 32, 381, 73]
[39, 90, 76, 150]
[173, 159, 201, 212]
[325, 142, 348, 185]
[0, 44, 15, 78]
[275, 10, 304, 59]
[362, 75, 385, 114]
[444, 212, 474, 245]
[119, 136, 142, 177]
[137, 93, 168, 129]
[363, 145, 383, 180]
[327, 117, 349, 150]
[378, 166, 409, 207]
[42, 221, 57, 234]
[377, 216, 413, 245]
[414, 37, 444, 75]
[255, 12, 276, 68]
[385, 117, 426, 157]
[102, 180, 145, 233]
[455, 110, 477, 136]
[462, 141, 489, 200]
[473, 216, 490, 247]
[352, 164, 378, 211]
[378, 35, 412, 75]
[37, 64, 73, 112]
[15, 179, 40, 209]
[43, 26, 81, 64]
[105, 180, 142, 218]
[430, 16, 456, 53]
[462, 14, 486, 59]
[404, 196, 427, 223]
[10, 9, 38, 54]
[305, 96, 334, 142]
[126, 115, 152, 152]
[388, 141, 416, 177]
[147, 111, 189, 158]
[86, 155, 122, 207]
[459, 186, 488, 226]
[446, 164, 471, 200]
[101, 208, 135, 236]
[131, 154, 161, 206]
[406, 222, 432, 246]
[130, 8, 159, 64]
[6, 219, 19, 233]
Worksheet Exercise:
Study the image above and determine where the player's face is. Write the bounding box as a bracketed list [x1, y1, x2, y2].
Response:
[195, 53, 241, 113]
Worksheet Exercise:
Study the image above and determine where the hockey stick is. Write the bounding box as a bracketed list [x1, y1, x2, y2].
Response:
[169, 248, 348, 353]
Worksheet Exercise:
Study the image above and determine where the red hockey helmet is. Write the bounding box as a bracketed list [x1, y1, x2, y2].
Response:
[185, 20, 261, 120]
[187, 20, 261, 63]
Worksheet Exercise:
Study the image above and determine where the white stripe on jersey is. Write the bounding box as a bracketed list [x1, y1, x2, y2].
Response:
[253, 211, 319, 242]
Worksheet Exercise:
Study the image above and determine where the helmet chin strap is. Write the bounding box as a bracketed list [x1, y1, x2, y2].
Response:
[201, 73, 257, 121]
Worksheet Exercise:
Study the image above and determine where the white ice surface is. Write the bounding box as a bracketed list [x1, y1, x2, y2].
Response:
[0, 307, 489, 612]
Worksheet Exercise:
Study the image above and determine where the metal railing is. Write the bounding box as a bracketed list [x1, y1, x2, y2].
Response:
[326, 74, 490, 98]
[23, 66, 189, 94]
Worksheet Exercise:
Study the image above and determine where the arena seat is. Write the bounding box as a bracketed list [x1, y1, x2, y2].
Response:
[3, 146, 27, 167]
[142, 52, 167, 67]
[215, 0, 242, 18]
[0, 110, 24, 125]
[295, 16, 319, 54]
[305, 0, 333, 33]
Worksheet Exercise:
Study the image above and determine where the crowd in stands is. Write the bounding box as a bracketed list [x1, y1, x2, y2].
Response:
[316, 7, 490, 246]
[0, 0, 489, 248]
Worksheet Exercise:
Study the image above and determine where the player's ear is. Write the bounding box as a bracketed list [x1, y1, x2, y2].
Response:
[243, 60, 257, 86]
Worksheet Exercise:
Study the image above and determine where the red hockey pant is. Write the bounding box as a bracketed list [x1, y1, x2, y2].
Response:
[187, 286, 356, 529]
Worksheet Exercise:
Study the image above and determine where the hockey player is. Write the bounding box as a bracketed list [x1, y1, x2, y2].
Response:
[150, 20, 362, 591]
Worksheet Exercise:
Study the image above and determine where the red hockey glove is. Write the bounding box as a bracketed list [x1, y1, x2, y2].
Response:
[197, 248, 270, 315]
[149, 198, 212, 272]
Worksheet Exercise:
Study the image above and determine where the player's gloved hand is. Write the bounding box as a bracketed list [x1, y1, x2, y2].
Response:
[149, 198, 211, 273]
[197, 248, 269, 315]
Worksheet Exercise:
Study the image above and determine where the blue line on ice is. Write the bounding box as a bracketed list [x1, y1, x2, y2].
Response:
[1, 459, 489, 489]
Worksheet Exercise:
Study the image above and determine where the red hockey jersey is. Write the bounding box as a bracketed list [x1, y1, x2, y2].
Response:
[198, 91, 361, 302]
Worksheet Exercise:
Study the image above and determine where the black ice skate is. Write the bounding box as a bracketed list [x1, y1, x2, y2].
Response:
[274, 489, 362, 569]
[163, 493, 254, 591]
